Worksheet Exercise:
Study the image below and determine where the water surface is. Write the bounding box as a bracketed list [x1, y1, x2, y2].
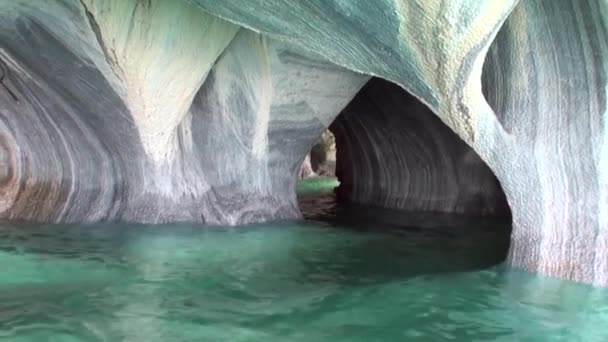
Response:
[0, 181, 606, 341]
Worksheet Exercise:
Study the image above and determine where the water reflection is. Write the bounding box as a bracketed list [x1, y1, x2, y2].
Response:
[0, 188, 605, 341]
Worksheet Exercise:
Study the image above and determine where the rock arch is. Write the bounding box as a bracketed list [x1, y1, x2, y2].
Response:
[0, 0, 606, 286]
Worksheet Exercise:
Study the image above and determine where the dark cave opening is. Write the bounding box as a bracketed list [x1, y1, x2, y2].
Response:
[296, 77, 513, 270]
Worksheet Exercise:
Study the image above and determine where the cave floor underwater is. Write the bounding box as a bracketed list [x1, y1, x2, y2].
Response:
[0, 180, 607, 341]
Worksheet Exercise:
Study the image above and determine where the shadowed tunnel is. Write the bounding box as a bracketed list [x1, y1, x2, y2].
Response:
[330, 78, 510, 218]
[297, 76, 513, 270]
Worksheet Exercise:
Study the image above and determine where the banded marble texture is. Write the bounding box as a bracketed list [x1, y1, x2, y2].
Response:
[0, 0, 607, 286]
[0, 0, 367, 224]
[331, 79, 509, 217]
[192, 0, 518, 140]
[194, 0, 608, 285]
[482, 0, 608, 285]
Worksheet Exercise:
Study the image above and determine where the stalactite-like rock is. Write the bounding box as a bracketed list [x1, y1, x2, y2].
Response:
[0, 0, 238, 222]
[191, 0, 517, 138]
[184, 31, 368, 224]
[332, 79, 509, 217]
[0, 0, 367, 224]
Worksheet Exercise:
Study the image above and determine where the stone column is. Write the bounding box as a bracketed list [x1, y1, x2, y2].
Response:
[482, 0, 608, 285]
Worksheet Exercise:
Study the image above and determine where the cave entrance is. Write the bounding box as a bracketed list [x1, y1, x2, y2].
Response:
[296, 129, 341, 219]
[296, 77, 513, 270]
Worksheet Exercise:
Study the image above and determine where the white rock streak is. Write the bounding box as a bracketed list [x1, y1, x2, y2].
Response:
[81, 0, 239, 162]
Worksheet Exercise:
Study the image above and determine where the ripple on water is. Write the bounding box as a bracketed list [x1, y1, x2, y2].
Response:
[0, 205, 607, 341]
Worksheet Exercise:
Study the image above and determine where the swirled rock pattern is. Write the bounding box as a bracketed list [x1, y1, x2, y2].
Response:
[0, 0, 367, 224]
[193, 0, 608, 285]
[482, 0, 608, 285]
[1, 0, 607, 286]
[331, 78, 509, 217]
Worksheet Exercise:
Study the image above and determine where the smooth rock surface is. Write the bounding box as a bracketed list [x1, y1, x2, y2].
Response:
[482, 0, 608, 285]
[186, 30, 368, 224]
[193, 0, 608, 285]
[191, 0, 517, 139]
[0, 0, 368, 224]
[331, 78, 509, 217]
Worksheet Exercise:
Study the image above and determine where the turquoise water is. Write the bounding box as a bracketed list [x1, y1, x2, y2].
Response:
[295, 177, 340, 195]
[0, 182, 607, 341]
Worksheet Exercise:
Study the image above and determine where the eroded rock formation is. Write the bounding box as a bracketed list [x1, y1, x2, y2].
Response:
[310, 130, 337, 177]
[0, 0, 367, 224]
[0, 0, 606, 285]
[482, 0, 608, 285]
[193, 0, 608, 286]
[331, 79, 510, 217]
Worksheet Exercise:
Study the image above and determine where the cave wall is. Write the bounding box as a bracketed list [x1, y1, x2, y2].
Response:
[0, 0, 607, 286]
[0, 0, 368, 224]
[193, 0, 608, 286]
[331, 79, 509, 217]
[191, 0, 517, 134]
[482, 0, 608, 285]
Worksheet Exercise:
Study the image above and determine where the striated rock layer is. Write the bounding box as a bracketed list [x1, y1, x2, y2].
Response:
[0, 0, 607, 285]
[194, 0, 608, 286]
[0, 0, 368, 224]
[482, 0, 608, 285]
[331, 79, 510, 217]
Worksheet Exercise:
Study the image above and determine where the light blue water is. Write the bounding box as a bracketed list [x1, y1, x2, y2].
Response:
[0, 182, 607, 341]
